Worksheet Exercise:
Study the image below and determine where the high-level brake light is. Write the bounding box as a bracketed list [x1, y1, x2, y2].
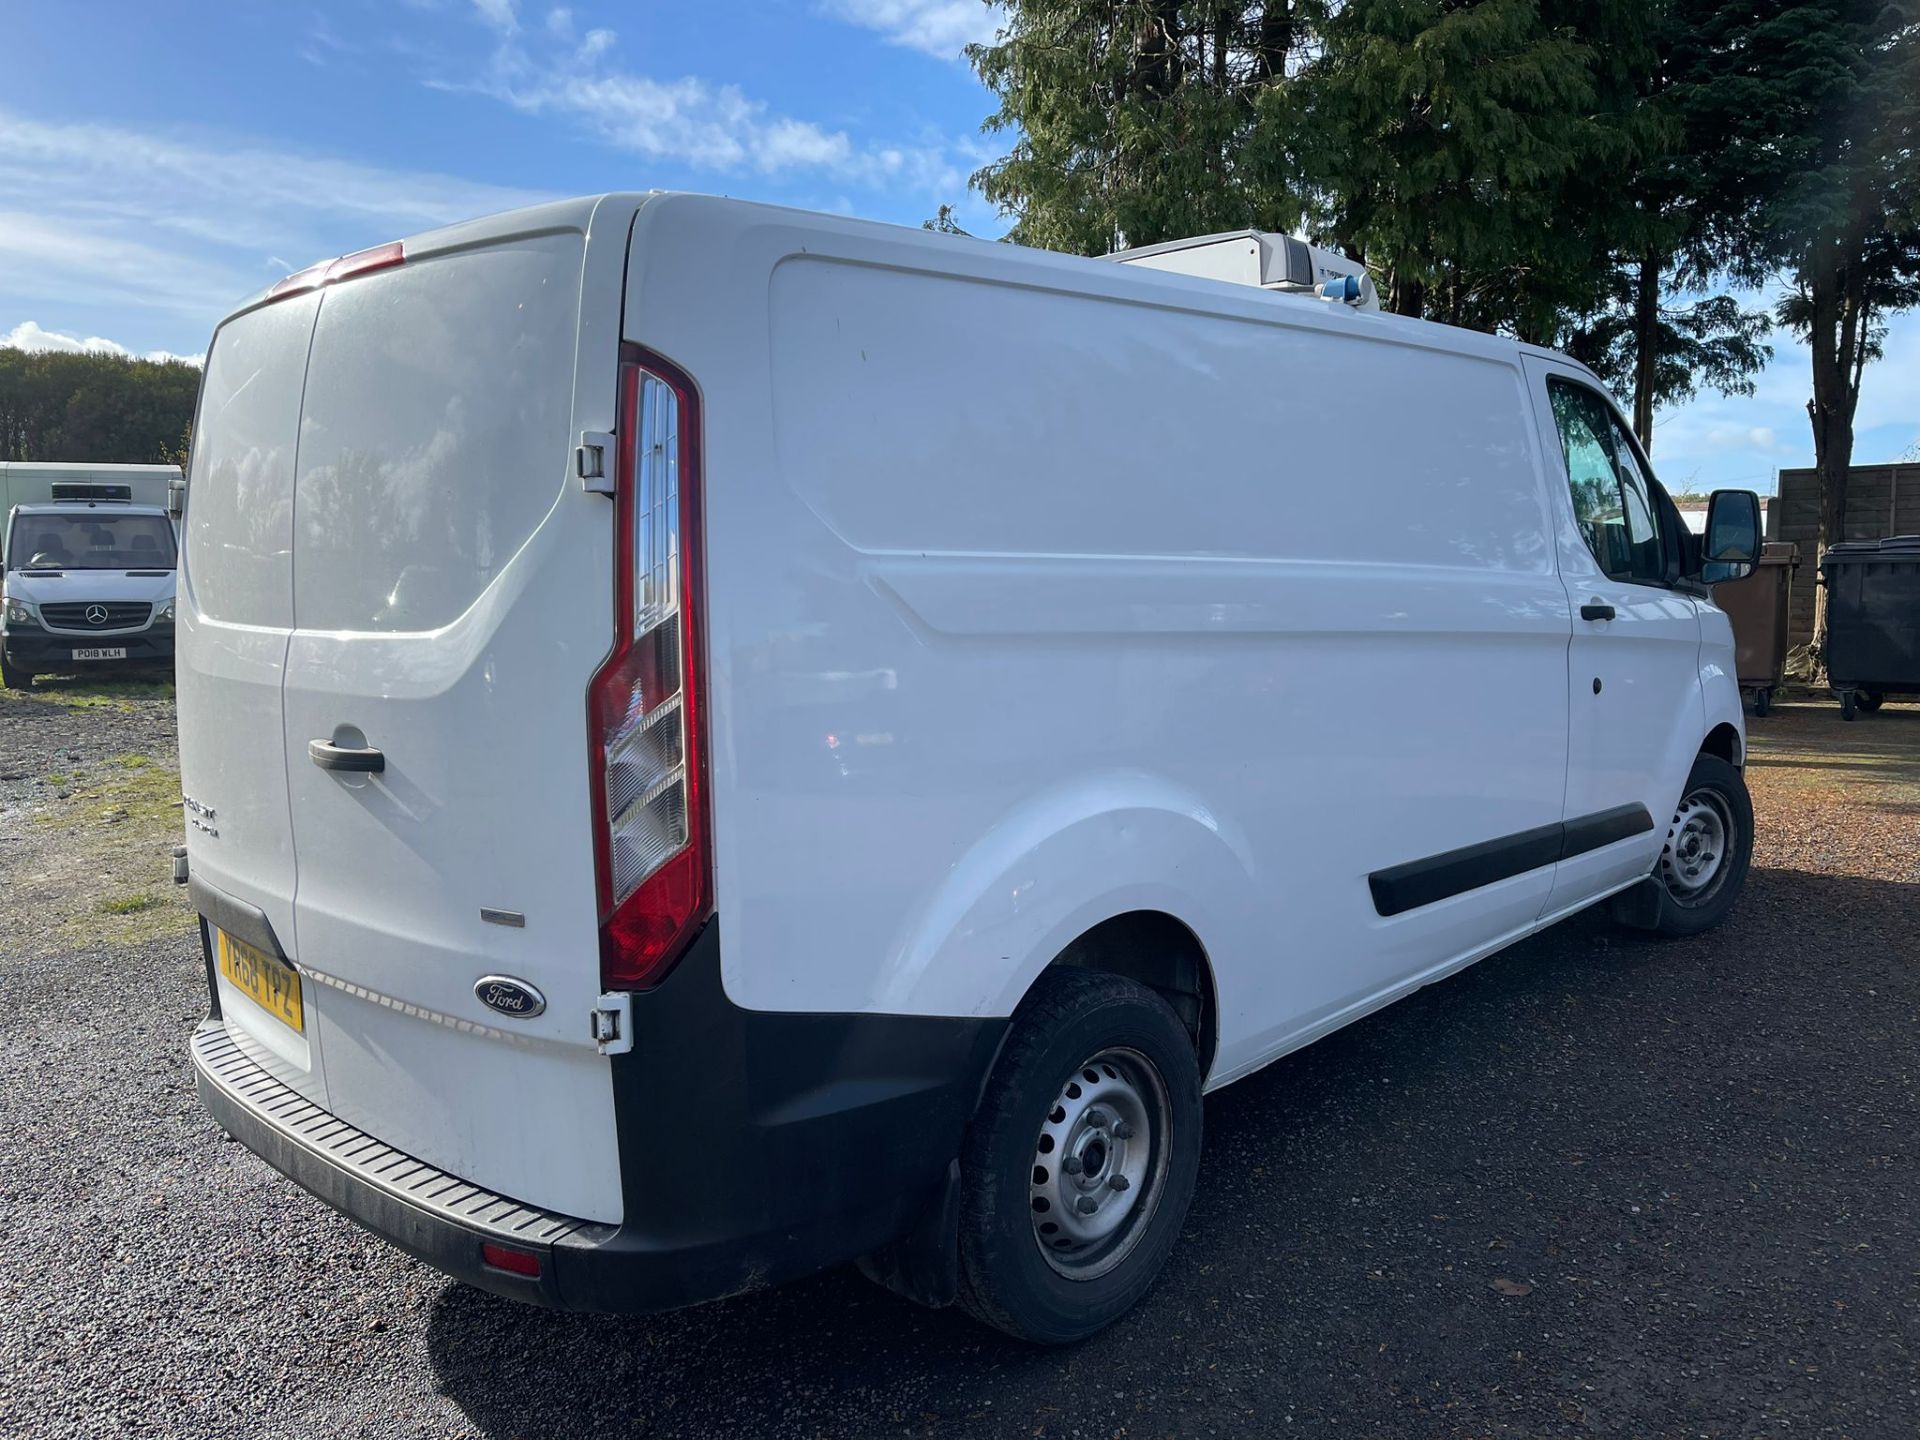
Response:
[588, 347, 711, 991]
[266, 241, 406, 303]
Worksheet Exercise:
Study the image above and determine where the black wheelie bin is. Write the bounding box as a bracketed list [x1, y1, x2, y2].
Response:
[1821, 535, 1920, 719]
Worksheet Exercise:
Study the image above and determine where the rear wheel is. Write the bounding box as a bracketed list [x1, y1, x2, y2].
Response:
[1857, 690, 1884, 712]
[1839, 689, 1859, 721]
[0, 657, 31, 690]
[956, 968, 1202, 1344]
[1613, 753, 1752, 937]
[1752, 687, 1771, 717]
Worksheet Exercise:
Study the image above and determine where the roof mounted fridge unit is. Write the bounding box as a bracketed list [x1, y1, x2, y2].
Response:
[1110, 230, 1380, 313]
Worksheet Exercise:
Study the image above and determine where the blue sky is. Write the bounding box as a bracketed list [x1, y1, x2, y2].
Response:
[2, 0, 1914, 492]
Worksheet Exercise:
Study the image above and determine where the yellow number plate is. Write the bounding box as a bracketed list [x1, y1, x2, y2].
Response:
[216, 929, 304, 1034]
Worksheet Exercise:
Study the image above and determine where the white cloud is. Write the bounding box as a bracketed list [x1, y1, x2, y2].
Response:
[1853, 309, 1920, 437]
[0, 108, 554, 357]
[472, 0, 518, 33]
[2, 319, 202, 366]
[821, 0, 1001, 58]
[1650, 305, 1920, 489]
[450, 5, 971, 191]
[0, 111, 548, 245]
[1695, 421, 1788, 453]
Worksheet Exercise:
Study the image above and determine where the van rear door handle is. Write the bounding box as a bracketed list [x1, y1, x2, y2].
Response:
[1580, 602, 1616, 622]
[309, 739, 385, 774]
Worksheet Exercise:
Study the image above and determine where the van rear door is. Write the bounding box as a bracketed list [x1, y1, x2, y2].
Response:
[276, 210, 631, 1222]
[177, 289, 324, 1103]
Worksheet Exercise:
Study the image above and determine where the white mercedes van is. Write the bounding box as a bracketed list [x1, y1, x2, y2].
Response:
[179, 194, 1760, 1343]
[3, 500, 178, 688]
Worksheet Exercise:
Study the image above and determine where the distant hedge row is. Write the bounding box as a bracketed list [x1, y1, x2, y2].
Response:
[0, 348, 199, 466]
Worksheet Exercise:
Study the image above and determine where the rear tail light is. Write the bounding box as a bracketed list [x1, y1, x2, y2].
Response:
[588, 347, 711, 991]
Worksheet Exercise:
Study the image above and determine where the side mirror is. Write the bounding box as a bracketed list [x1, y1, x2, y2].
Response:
[1700, 488, 1761, 582]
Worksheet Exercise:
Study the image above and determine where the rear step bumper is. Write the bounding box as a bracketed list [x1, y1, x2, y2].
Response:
[193, 1020, 607, 1309]
[192, 923, 1007, 1314]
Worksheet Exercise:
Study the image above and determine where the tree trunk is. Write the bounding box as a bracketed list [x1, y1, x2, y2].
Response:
[1389, 273, 1425, 319]
[1133, 0, 1183, 102]
[1805, 255, 1857, 674]
[1632, 253, 1659, 450]
[1253, 1, 1295, 84]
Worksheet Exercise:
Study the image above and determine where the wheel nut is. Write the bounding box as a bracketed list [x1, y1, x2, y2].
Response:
[1111, 1121, 1135, 1140]
[1061, 1155, 1084, 1175]
[1108, 1174, 1130, 1192]
[1085, 1108, 1107, 1128]
[1076, 1195, 1099, 1215]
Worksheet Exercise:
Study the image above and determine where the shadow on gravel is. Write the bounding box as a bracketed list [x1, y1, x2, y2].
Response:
[426, 868, 1920, 1438]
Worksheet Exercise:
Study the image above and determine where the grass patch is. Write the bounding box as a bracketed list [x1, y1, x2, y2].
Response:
[1, 675, 189, 955]
[11, 674, 174, 712]
[34, 760, 180, 830]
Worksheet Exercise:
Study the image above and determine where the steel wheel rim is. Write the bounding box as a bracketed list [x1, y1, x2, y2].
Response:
[1661, 786, 1734, 906]
[1028, 1046, 1172, 1280]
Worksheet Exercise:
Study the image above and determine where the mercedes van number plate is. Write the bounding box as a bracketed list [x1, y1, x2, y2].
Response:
[72, 647, 128, 661]
[215, 929, 304, 1034]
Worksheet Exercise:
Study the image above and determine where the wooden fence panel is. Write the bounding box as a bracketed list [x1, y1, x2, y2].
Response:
[1768, 465, 1919, 659]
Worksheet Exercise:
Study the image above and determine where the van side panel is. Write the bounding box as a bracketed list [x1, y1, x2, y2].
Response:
[626, 198, 1572, 1084]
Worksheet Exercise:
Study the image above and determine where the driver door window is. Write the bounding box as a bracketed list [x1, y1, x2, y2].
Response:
[1548, 380, 1667, 586]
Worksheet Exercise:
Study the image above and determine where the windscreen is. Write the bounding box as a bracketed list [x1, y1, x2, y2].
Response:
[7, 513, 177, 569]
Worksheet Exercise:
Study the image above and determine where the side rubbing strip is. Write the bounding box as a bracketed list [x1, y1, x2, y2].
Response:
[1369, 804, 1654, 917]
[1368, 821, 1563, 918]
[1560, 803, 1657, 859]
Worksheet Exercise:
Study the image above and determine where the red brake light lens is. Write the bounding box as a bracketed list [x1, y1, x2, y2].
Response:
[326, 240, 406, 284]
[588, 347, 710, 991]
[267, 260, 330, 301]
[267, 241, 405, 303]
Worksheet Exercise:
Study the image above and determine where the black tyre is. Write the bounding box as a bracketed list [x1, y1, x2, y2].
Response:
[0, 656, 31, 690]
[1752, 687, 1771, 717]
[956, 968, 1202, 1344]
[1613, 752, 1753, 938]
[1839, 689, 1858, 721]
[1857, 690, 1884, 712]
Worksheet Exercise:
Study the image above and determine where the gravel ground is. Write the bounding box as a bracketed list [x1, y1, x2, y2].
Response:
[0, 695, 1916, 1439]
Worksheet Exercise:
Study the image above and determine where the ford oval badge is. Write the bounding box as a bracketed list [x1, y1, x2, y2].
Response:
[475, 975, 546, 1019]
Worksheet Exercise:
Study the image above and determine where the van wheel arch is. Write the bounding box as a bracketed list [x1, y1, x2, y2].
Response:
[855, 910, 1217, 1316]
[1043, 910, 1218, 1086]
[1701, 722, 1743, 770]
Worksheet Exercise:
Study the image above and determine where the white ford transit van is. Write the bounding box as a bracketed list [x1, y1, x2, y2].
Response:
[180, 194, 1761, 1343]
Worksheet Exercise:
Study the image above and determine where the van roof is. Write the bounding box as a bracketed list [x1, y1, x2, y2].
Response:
[0, 462, 182, 479]
[11, 502, 171, 518]
[214, 190, 1602, 391]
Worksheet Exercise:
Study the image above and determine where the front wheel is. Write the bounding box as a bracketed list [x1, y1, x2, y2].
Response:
[0, 656, 31, 690]
[1839, 689, 1859, 721]
[1614, 753, 1753, 938]
[1752, 687, 1771, 718]
[956, 968, 1202, 1344]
